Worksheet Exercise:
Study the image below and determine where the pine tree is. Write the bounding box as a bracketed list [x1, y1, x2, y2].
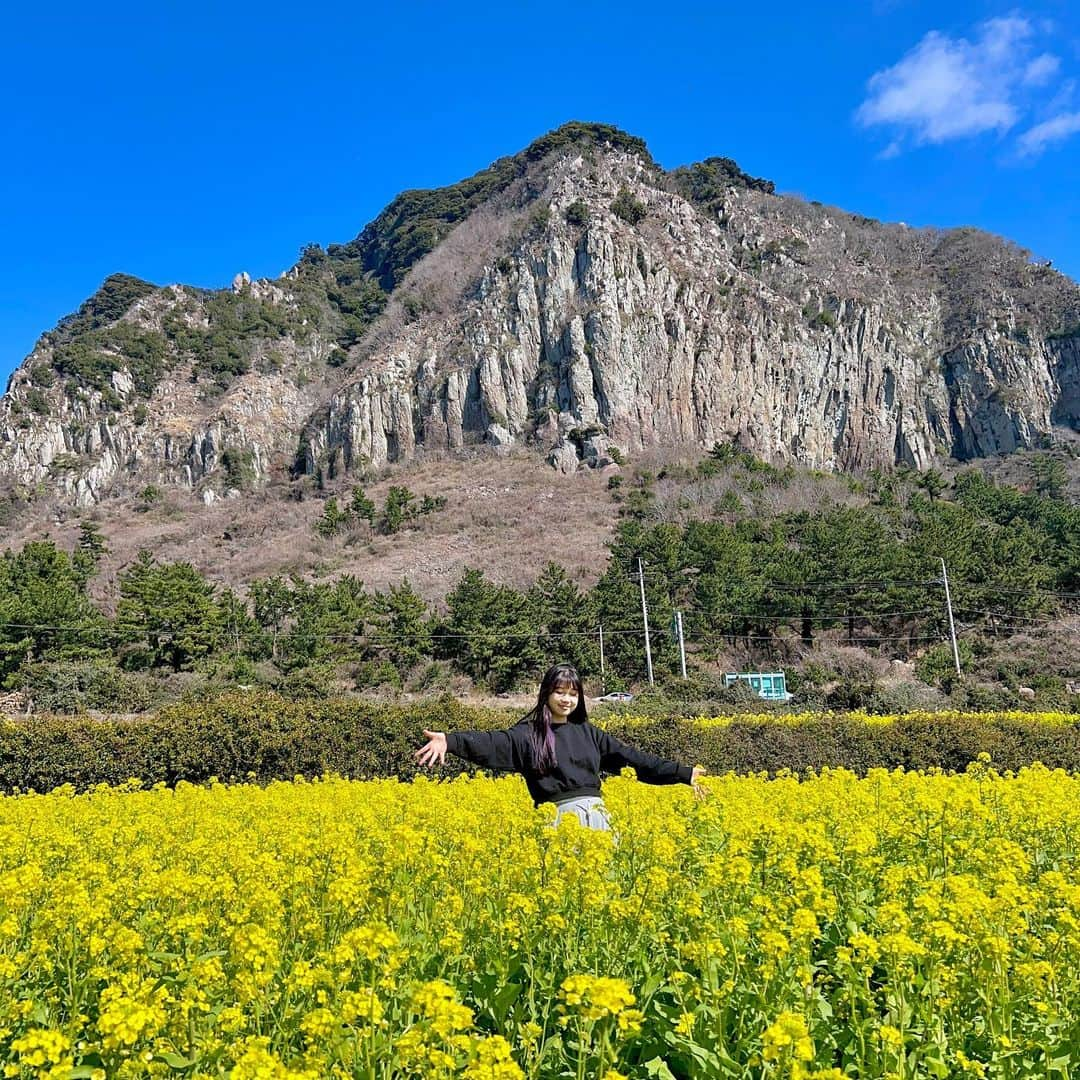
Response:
[117, 551, 222, 671]
[442, 569, 541, 690]
[249, 576, 294, 661]
[526, 562, 598, 673]
[0, 540, 105, 684]
[373, 580, 433, 670]
[1029, 454, 1068, 500]
[73, 520, 108, 585]
[315, 497, 348, 538]
[349, 486, 377, 526]
[381, 486, 416, 534]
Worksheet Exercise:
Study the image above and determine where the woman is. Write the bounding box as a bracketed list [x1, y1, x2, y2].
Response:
[414, 662, 707, 830]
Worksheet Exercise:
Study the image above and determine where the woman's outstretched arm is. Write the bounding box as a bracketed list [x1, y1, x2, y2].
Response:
[596, 730, 708, 797]
[415, 727, 522, 771]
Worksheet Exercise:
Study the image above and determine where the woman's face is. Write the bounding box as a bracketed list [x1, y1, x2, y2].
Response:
[547, 682, 579, 721]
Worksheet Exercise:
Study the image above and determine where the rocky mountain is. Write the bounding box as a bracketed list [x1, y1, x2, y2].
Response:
[3, 121, 1079, 508]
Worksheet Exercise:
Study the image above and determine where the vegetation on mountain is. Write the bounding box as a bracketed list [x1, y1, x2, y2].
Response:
[610, 187, 647, 225]
[16, 121, 1076, 454]
[162, 291, 299, 393]
[330, 121, 653, 290]
[313, 484, 447, 538]
[2, 451, 1077, 711]
[52, 321, 170, 401]
[667, 154, 776, 208]
[47, 273, 158, 343]
[563, 200, 590, 227]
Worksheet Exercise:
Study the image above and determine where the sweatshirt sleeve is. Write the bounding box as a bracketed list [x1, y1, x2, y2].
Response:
[596, 729, 693, 786]
[445, 728, 522, 772]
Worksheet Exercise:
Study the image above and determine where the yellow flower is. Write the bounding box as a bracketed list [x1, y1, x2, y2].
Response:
[10, 1028, 70, 1067]
[878, 1024, 903, 1049]
[763, 1011, 814, 1063]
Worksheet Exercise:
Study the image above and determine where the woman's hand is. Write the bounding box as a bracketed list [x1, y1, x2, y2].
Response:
[690, 765, 709, 801]
[415, 730, 448, 768]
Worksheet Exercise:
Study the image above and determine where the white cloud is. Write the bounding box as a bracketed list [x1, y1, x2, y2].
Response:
[856, 16, 1075, 156]
[1023, 53, 1060, 85]
[1017, 110, 1080, 155]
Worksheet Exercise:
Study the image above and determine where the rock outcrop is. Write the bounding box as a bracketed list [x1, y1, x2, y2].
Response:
[2, 123, 1078, 505]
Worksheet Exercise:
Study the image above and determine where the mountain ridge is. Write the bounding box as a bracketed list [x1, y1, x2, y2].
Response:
[2, 121, 1078, 509]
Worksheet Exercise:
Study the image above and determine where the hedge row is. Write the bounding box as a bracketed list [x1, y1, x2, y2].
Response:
[3, 693, 1080, 793]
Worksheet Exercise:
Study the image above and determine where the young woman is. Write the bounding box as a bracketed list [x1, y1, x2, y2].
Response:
[414, 662, 707, 830]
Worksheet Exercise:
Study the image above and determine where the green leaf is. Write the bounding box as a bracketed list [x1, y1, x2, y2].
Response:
[192, 948, 228, 963]
[159, 1051, 195, 1069]
[664, 1032, 722, 1071]
[640, 971, 666, 1000]
[918, 1044, 950, 1079]
[491, 982, 522, 1023]
[643, 1058, 678, 1079]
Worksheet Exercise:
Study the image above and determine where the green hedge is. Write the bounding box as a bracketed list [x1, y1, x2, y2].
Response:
[0, 694, 506, 793]
[3, 693, 1080, 793]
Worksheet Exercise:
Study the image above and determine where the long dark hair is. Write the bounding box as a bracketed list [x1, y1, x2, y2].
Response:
[523, 663, 588, 774]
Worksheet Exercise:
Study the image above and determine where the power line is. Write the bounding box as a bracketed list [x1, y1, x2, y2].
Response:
[613, 571, 944, 591]
[611, 561, 1080, 600]
[956, 608, 1080, 629]
[684, 608, 941, 623]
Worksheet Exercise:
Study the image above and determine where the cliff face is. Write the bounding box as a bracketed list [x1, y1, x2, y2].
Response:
[297, 148, 1079, 480]
[3, 125, 1078, 506]
[1, 282, 326, 505]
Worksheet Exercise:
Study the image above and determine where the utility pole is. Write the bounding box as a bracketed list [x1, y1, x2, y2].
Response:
[638, 558, 654, 686]
[940, 557, 961, 677]
[598, 621, 606, 694]
[675, 610, 687, 679]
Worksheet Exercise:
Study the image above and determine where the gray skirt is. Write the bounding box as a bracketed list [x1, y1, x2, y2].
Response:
[552, 795, 612, 831]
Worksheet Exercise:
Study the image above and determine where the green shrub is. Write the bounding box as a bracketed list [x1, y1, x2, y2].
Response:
[16, 660, 155, 714]
[5, 694, 1080, 794]
[529, 206, 552, 234]
[353, 659, 402, 691]
[917, 641, 975, 686]
[221, 448, 257, 490]
[29, 363, 56, 389]
[50, 274, 158, 343]
[610, 188, 647, 226]
[275, 665, 339, 701]
[24, 389, 50, 415]
[667, 156, 775, 208]
[564, 201, 590, 227]
[52, 320, 170, 399]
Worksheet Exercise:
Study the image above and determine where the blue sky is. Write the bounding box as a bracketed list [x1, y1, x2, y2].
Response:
[3, 0, 1078, 387]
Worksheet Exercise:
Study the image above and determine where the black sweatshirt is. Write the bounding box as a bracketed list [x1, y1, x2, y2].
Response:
[445, 718, 694, 806]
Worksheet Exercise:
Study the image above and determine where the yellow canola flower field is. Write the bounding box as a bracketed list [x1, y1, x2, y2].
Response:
[609, 709, 1080, 729]
[2, 764, 1080, 1079]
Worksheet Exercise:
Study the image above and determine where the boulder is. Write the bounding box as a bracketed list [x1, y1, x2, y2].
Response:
[548, 439, 580, 475]
[486, 423, 514, 448]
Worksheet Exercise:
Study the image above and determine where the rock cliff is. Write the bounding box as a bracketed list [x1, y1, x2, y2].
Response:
[3, 122, 1078, 506]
